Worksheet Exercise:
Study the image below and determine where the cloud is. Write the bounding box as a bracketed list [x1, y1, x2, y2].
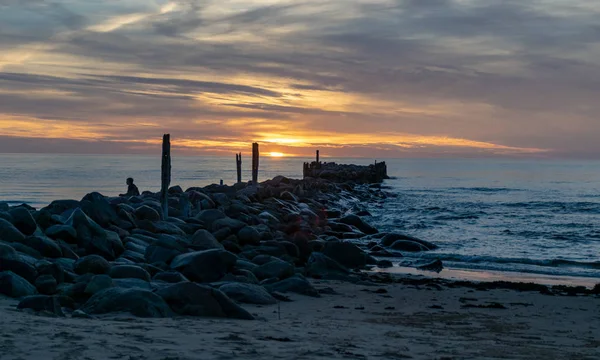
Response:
[1, 0, 599, 157]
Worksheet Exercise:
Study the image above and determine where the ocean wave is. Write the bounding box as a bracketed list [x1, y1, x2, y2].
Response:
[433, 213, 482, 221]
[501, 229, 594, 243]
[449, 187, 522, 193]
[503, 201, 600, 213]
[402, 253, 600, 270]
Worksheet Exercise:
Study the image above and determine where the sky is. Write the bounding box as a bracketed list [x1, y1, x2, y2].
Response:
[1, 0, 599, 158]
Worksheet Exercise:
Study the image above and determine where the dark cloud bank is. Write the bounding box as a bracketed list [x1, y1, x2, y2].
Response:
[1, 0, 599, 157]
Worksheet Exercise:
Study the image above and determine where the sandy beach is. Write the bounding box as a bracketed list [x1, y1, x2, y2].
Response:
[1, 278, 599, 360]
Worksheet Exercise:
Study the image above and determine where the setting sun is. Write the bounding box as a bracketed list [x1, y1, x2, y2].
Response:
[269, 152, 286, 157]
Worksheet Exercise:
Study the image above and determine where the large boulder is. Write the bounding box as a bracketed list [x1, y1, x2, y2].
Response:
[17, 295, 64, 317]
[0, 259, 37, 283]
[380, 233, 437, 250]
[219, 283, 277, 305]
[195, 209, 226, 229]
[138, 220, 186, 236]
[189, 229, 223, 251]
[306, 252, 351, 279]
[211, 193, 230, 207]
[22, 236, 62, 258]
[80, 288, 173, 318]
[237, 226, 261, 246]
[74, 255, 111, 275]
[0, 218, 25, 243]
[8, 207, 38, 236]
[154, 234, 189, 252]
[145, 245, 182, 265]
[120, 250, 145, 263]
[235, 260, 259, 272]
[212, 227, 232, 242]
[11, 243, 42, 259]
[112, 278, 154, 290]
[170, 250, 237, 283]
[0, 271, 36, 298]
[265, 275, 320, 297]
[35, 274, 58, 295]
[220, 269, 259, 284]
[389, 240, 430, 252]
[250, 254, 279, 266]
[66, 209, 124, 260]
[153, 271, 189, 283]
[37, 263, 66, 284]
[252, 259, 295, 281]
[338, 214, 378, 235]
[156, 282, 253, 320]
[125, 241, 147, 254]
[109, 265, 151, 282]
[417, 259, 443, 272]
[212, 217, 246, 233]
[328, 222, 354, 233]
[80, 192, 118, 227]
[30, 210, 61, 231]
[56, 241, 79, 260]
[322, 241, 369, 269]
[0, 243, 19, 260]
[84, 274, 114, 295]
[45, 225, 77, 243]
[258, 211, 280, 226]
[0, 211, 12, 222]
[134, 205, 161, 222]
[41, 200, 80, 216]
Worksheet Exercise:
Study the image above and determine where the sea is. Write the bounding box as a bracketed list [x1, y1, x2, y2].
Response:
[1, 153, 599, 285]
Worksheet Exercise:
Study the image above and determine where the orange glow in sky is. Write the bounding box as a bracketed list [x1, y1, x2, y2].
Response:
[1, 0, 596, 157]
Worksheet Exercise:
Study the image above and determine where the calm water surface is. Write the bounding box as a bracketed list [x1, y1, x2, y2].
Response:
[1, 154, 599, 280]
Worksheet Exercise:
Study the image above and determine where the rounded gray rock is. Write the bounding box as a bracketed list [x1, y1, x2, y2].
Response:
[8, 207, 38, 236]
[35, 274, 58, 295]
[190, 229, 223, 251]
[219, 283, 277, 305]
[0, 271, 37, 298]
[170, 249, 237, 283]
[237, 226, 261, 246]
[45, 225, 77, 243]
[81, 287, 173, 318]
[84, 274, 114, 295]
[109, 265, 151, 282]
[252, 259, 295, 280]
[134, 205, 161, 222]
[74, 255, 111, 275]
[0, 218, 25, 243]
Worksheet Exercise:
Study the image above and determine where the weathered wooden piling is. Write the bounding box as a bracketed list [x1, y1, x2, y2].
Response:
[160, 134, 171, 219]
[236, 153, 242, 184]
[252, 143, 259, 185]
[316, 150, 320, 164]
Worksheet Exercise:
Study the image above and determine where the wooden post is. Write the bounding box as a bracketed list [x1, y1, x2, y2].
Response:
[316, 150, 320, 164]
[236, 153, 242, 183]
[252, 143, 259, 185]
[220, 179, 223, 186]
[160, 134, 171, 219]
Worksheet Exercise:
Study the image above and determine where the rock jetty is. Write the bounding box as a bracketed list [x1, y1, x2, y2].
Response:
[0, 162, 436, 319]
[303, 161, 389, 183]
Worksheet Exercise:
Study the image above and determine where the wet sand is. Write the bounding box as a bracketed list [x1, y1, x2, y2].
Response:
[1, 279, 599, 360]
[376, 266, 599, 288]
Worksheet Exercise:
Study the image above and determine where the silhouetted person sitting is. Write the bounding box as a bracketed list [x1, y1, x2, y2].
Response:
[120, 177, 140, 197]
